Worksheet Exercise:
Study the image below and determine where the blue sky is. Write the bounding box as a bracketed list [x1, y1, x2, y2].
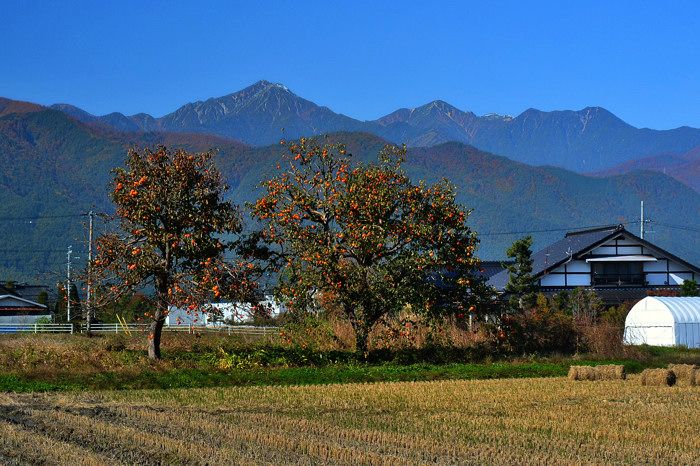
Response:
[2, 1, 699, 129]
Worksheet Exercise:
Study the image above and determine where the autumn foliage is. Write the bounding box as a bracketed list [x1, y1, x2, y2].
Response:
[91, 146, 258, 359]
[251, 138, 489, 352]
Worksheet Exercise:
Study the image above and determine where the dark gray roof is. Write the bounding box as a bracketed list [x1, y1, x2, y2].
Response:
[488, 225, 623, 289]
[478, 261, 512, 279]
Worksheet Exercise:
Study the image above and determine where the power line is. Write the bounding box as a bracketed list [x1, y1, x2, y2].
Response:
[0, 249, 79, 253]
[653, 222, 700, 233]
[0, 213, 88, 222]
[479, 221, 640, 237]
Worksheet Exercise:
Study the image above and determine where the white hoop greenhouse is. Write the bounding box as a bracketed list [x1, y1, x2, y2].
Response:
[624, 297, 700, 348]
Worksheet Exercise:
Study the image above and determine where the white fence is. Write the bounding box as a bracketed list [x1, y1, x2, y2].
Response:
[0, 323, 74, 334]
[0, 323, 278, 336]
[81, 323, 279, 336]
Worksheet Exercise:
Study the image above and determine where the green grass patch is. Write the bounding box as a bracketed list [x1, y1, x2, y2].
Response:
[2, 333, 698, 393]
[0, 374, 80, 393]
[0, 359, 653, 393]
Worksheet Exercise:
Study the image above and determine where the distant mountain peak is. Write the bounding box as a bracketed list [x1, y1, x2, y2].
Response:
[0, 97, 44, 116]
[50, 103, 96, 121]
[251, 79, 285, 88]
[424, 99, 455, 109]
[376, 100, 474, 127]
[576, 106, 614, 118]
[268, 81, 290, 91]
[237, 80, 291, 96]
[482, 112, 513, 121]
[416, 100, 467, 115]
[152, 79, 364, 146]
[580, 105, 606, 112]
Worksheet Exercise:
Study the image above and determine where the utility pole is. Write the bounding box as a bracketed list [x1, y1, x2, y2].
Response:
[86, 211, 94, 334]
[66, 246, 72, 322]
[640, 201, 645, 239]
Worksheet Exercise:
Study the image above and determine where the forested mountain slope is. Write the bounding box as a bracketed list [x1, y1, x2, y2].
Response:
[1, 102, 699, 281]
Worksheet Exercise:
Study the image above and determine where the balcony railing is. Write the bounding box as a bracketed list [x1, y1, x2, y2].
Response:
[592, 273, 645, 287]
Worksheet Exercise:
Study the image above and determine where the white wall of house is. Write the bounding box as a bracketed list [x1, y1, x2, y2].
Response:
[539, 259, 592, 287]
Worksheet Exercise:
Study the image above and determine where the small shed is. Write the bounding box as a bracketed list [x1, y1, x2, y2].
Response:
[0, 294, 50, 324]
[624, 297, 700, 348]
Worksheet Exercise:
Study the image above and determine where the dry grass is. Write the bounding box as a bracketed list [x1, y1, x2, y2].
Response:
[568, 364, 626, 381]
[0, 333, 275, 382]
[1, 377, 699, 464]
[363, 311, 485, 351]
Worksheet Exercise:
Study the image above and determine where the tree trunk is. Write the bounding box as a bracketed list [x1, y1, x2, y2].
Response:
[85, 304, 93, 338]
[348, 301, 373, 357]
[355, 324, 370, 357]
[148, 308, 166, 360]
[149, 272, 170, 361]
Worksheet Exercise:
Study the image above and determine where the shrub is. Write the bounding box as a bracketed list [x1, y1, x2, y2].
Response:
[279, 315, 354, 351]
[681, 279, 699, 297]
[567, 288, 604, 319]
[370, 310, 425, 350]
[216, 346, 351, 369]
[498, 307, 577, 355]
[600, 301, 633, 328]
[576, 320, 624, 357]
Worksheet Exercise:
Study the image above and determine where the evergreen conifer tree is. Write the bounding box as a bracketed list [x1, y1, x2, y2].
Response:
[504, 236, 538, 312]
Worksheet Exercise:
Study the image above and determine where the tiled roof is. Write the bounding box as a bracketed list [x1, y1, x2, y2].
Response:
[478, 261, 512, 279]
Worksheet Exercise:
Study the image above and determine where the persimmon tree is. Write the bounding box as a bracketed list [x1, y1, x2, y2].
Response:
[91, 146, 258, 360]
[251, 137, 488, 353]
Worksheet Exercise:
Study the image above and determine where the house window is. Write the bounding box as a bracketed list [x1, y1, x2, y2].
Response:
[591, 262, 645, 286]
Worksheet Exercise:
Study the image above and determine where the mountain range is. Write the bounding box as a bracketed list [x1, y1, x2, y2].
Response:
[593, 145, 700, 193]
[2, 96, 700, 281]
[46, 80, 700, 173]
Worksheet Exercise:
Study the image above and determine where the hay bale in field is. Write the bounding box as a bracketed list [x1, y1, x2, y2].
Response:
[667, 364, 698, 386]
[640, 368, 676, 387]
[593, 364, 626, 380]
[568, 365, 626, 381]
[568, 365, 595, 381]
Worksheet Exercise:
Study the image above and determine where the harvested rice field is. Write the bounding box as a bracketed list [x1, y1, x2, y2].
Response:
[1, 376, 699, 465]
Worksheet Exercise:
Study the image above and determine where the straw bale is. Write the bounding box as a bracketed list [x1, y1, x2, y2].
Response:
[667, 364, 698, 386]
[568, 366, 595, 381]
[568, 365, 626, 381]
[641, 368, 676, 386]
[592, 365, 626, 380]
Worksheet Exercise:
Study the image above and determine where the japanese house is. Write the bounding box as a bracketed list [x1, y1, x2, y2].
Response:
[488, 224, 700, 303]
